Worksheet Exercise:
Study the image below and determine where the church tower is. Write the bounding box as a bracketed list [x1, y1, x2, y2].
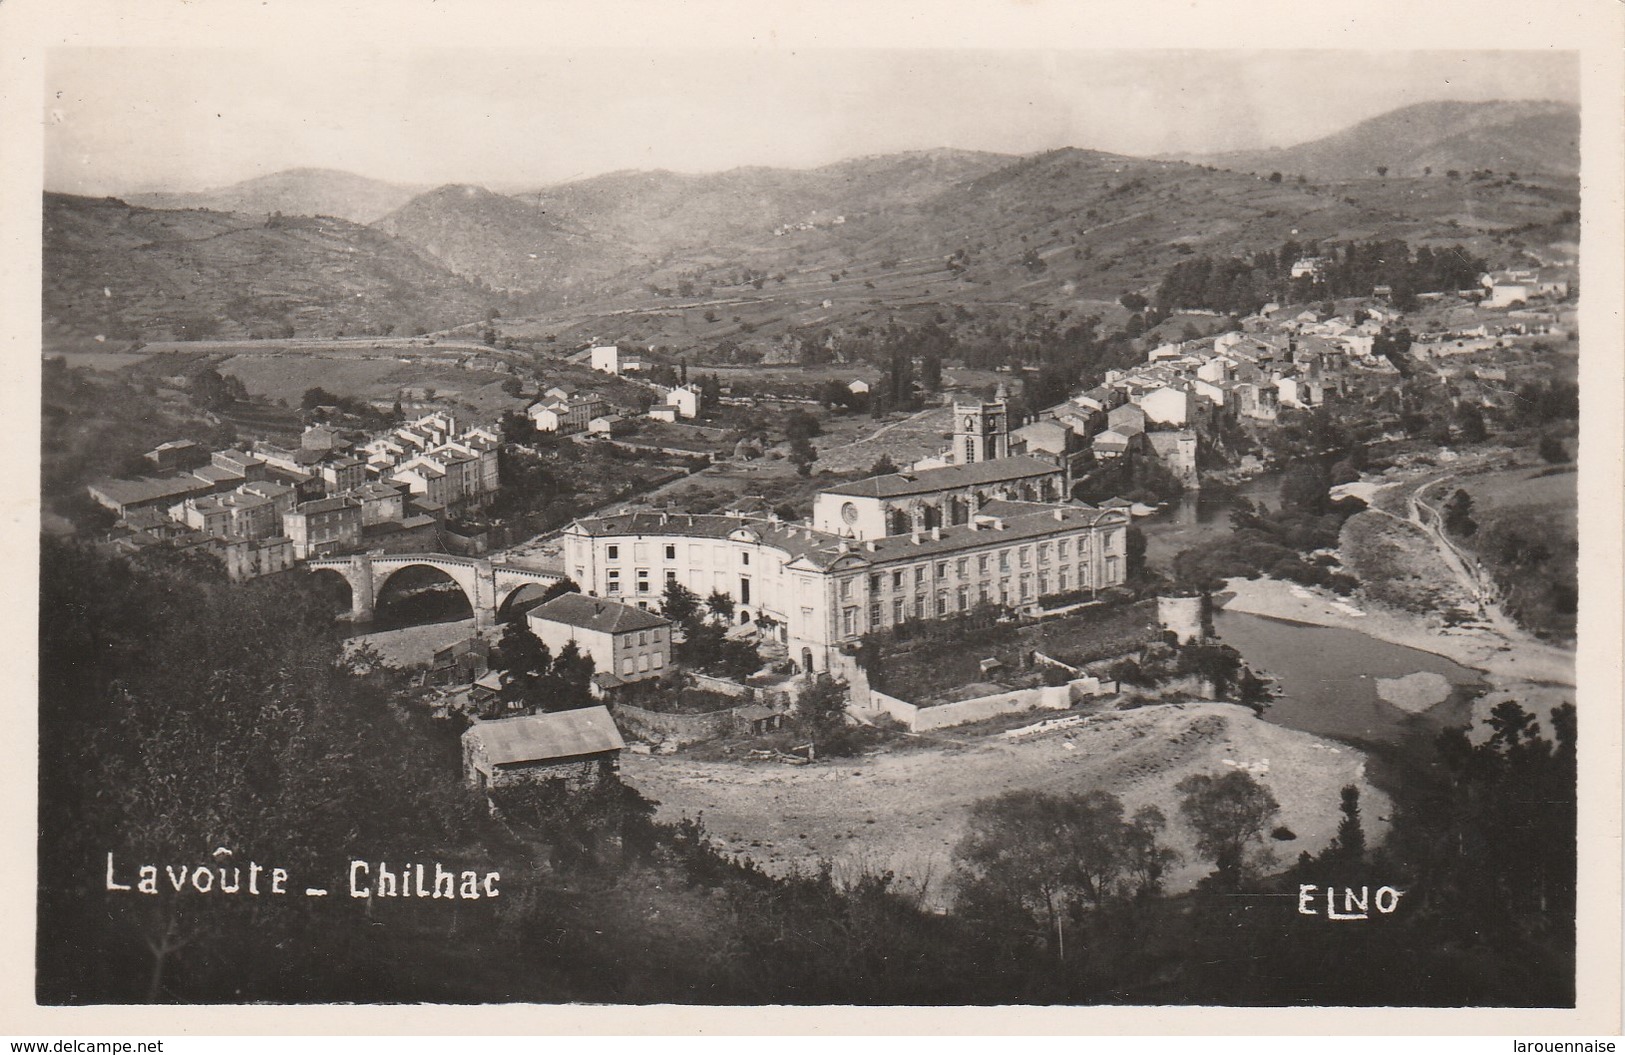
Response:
[953, 387, 1009, 464]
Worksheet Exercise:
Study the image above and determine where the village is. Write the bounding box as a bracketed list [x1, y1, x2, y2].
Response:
[60, 244, 1578, 904]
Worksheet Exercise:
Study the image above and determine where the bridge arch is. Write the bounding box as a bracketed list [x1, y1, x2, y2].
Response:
[495, 581, 557, 623]
[371, 561, 480, 625]
[305, 566, 355, 614]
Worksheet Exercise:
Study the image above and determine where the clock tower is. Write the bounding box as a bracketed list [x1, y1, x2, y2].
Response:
[952, 387, 1010, 464]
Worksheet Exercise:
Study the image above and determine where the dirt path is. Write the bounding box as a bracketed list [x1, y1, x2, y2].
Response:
[622, 702, 1388, 908]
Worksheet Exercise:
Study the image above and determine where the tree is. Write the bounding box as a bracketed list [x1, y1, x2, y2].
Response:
[492, 618, 552, 715]
[1268, 172, 1283, 183]
[1331, 784, 1366, 865]
[952, 789, 1146, 961]
[661, 580, 701, 624]
[1121, 806, 1179, 900]
[1176, 769, 1280, 888]
[788, 436, 818, 477]
[705, 590, 735, 622]
[1376, 166, 1388, 177]
[544, 639, 597, 711]
[1538, 432, 1569, 464]
[784, 409, 822, 442]
[1443, 488, 1477, 537]
[1119, 291, 1148, 312]
[1125, 524, 1148, 581]
[1279, 461, 1331, 516]
[1455, 402, 1488, 444]
[538, 577, 581, 605]
[869, 454, 898, 477]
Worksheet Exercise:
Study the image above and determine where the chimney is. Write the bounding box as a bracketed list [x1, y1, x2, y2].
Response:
[910, 531, 921, 545]
[1053, 508, 1065, 521]
[864, 539, 876, 552]
[931, 526, 941, 541]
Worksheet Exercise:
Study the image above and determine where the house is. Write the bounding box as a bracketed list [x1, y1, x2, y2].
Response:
[282, 495, 363, 559]
[87, 475, 215, 519]
[528, 594, 673, 687]
[461, 706, 626, 792]
[591, 346, 627, 373]
[666, 384, 703, 420]
[1146, 430, 1200, 489]
[1290, 256, 1329, 281]
[1138, 386, 1192, 426]
[1107, 403, 1147, 432]
[529, 393, 608, 434]
[847, 379, 871, 396]
[736, 704, 784, 736]
[144, 440, 207, 472]
[646, 405, 678, 424]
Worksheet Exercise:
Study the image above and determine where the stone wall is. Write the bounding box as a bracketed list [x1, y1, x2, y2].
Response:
[866, 677, 1113, 733]
[611, 703, 739, 746]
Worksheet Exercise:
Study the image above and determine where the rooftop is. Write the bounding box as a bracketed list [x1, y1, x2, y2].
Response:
[88, 475, 212, 507]
[530, 593, 671, 635]
[465, 706, 626, 765]
[570, 499, 1126, 571]
[820, 456, 1060, 499]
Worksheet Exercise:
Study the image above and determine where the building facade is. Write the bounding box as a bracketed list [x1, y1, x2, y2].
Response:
[527, 594, 672, 687]
[563, 487, 1129, 675]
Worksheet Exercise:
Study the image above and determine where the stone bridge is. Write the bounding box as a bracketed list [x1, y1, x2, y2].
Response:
[305, 552, 564, 627]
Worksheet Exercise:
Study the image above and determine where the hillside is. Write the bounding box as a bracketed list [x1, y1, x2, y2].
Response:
[44, 194, 499, 342]
[125, 168, 428, 224]
[1187, 100, 1579, 180]
[373, 183, 637, 296]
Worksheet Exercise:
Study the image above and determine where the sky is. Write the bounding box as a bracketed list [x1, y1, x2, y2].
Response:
[44, 48, 1578, 196]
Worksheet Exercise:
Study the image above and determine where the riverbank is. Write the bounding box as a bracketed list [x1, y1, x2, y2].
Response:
[1219, 576, 1575, 734]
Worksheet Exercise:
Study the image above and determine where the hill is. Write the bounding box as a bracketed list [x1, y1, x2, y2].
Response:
[44, 193, 500, 342]
[124, 168, 427, 224]
[1186, 100, 1579, 180]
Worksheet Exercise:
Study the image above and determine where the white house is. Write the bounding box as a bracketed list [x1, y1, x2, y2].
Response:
[1138, 386, 1192, 426]
[589, 345, 626, 375]
[527, 593, 671, 688]
[847, 379, 871, 396]
[666, 384, 702, 420]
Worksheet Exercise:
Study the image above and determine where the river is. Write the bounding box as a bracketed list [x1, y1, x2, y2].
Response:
[1136, 473, 1284, 572]
[1211, 608, 1485, 748]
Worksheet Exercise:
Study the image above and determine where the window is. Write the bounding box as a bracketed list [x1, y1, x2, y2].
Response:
[957, 557, 968, 578]
[634, 543, 648, 561]
[935, 561, 947, 579]
[637, 569, 650, 593]
[638, 654, 650, 672]
[978, 554, 990, 575]
[741, 552, 750, 566]
[665, 544, 676, 560]
[914, 566, 926, 585]
[870, 602, 882, 626]
[606, 545, 619, 560]
[892, 570, 904, 589]
[606, 570, 621, 593]
[1058, 568, 1068, 591]
[999, 550, 1010, 572]
[869, 573, 882, 593]
[1058, 539, 1070, 559]
[1038, 574, 1049, 595]
[622, 658, 635, 676]
[1038, 543, 1050, 563]
[937, 592, 948, 616]
[638, 631, 648, 646]
[842, 607, 857, 636]
[689, 544, 704, 564]
[893, 598, 905, 623]
[652, 653, 664, 669]
[1019, 547, 1031, 567]
[957, 587, 969, 610]
[839, 578, 852, 600]
[914, 595, 926, 619]
[652, 630, 663, 643]
[666, 569, 677, 584]
[979, 583, 990, 604]
[1020, 574, 1032, 599]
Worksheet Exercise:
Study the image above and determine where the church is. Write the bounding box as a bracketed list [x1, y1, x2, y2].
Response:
[560, 394, 1129, 676]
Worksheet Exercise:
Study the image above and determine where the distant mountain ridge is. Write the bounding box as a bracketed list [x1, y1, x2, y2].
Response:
[125, 168, 429, 225]
[1183, 99, 1579, 179]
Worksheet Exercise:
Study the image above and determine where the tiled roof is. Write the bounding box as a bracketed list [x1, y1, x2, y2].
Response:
[465, 706, 625, 765]
[820, 456, 1060, 499]
[530, 594, 671, 635]
[88, 475, 211, 507]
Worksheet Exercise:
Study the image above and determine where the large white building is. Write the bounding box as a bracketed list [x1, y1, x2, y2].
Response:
[562, 464, 1130, 676]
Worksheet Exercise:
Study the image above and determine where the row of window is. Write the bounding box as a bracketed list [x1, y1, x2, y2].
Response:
[605, 542, 751, 567]
[620, 652, 665, 677]
[855, 540, 1103, 598]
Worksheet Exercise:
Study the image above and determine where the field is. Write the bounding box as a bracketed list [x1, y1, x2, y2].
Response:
[621, 701, 1390, 908]
[1340, 510, 1476, 616]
